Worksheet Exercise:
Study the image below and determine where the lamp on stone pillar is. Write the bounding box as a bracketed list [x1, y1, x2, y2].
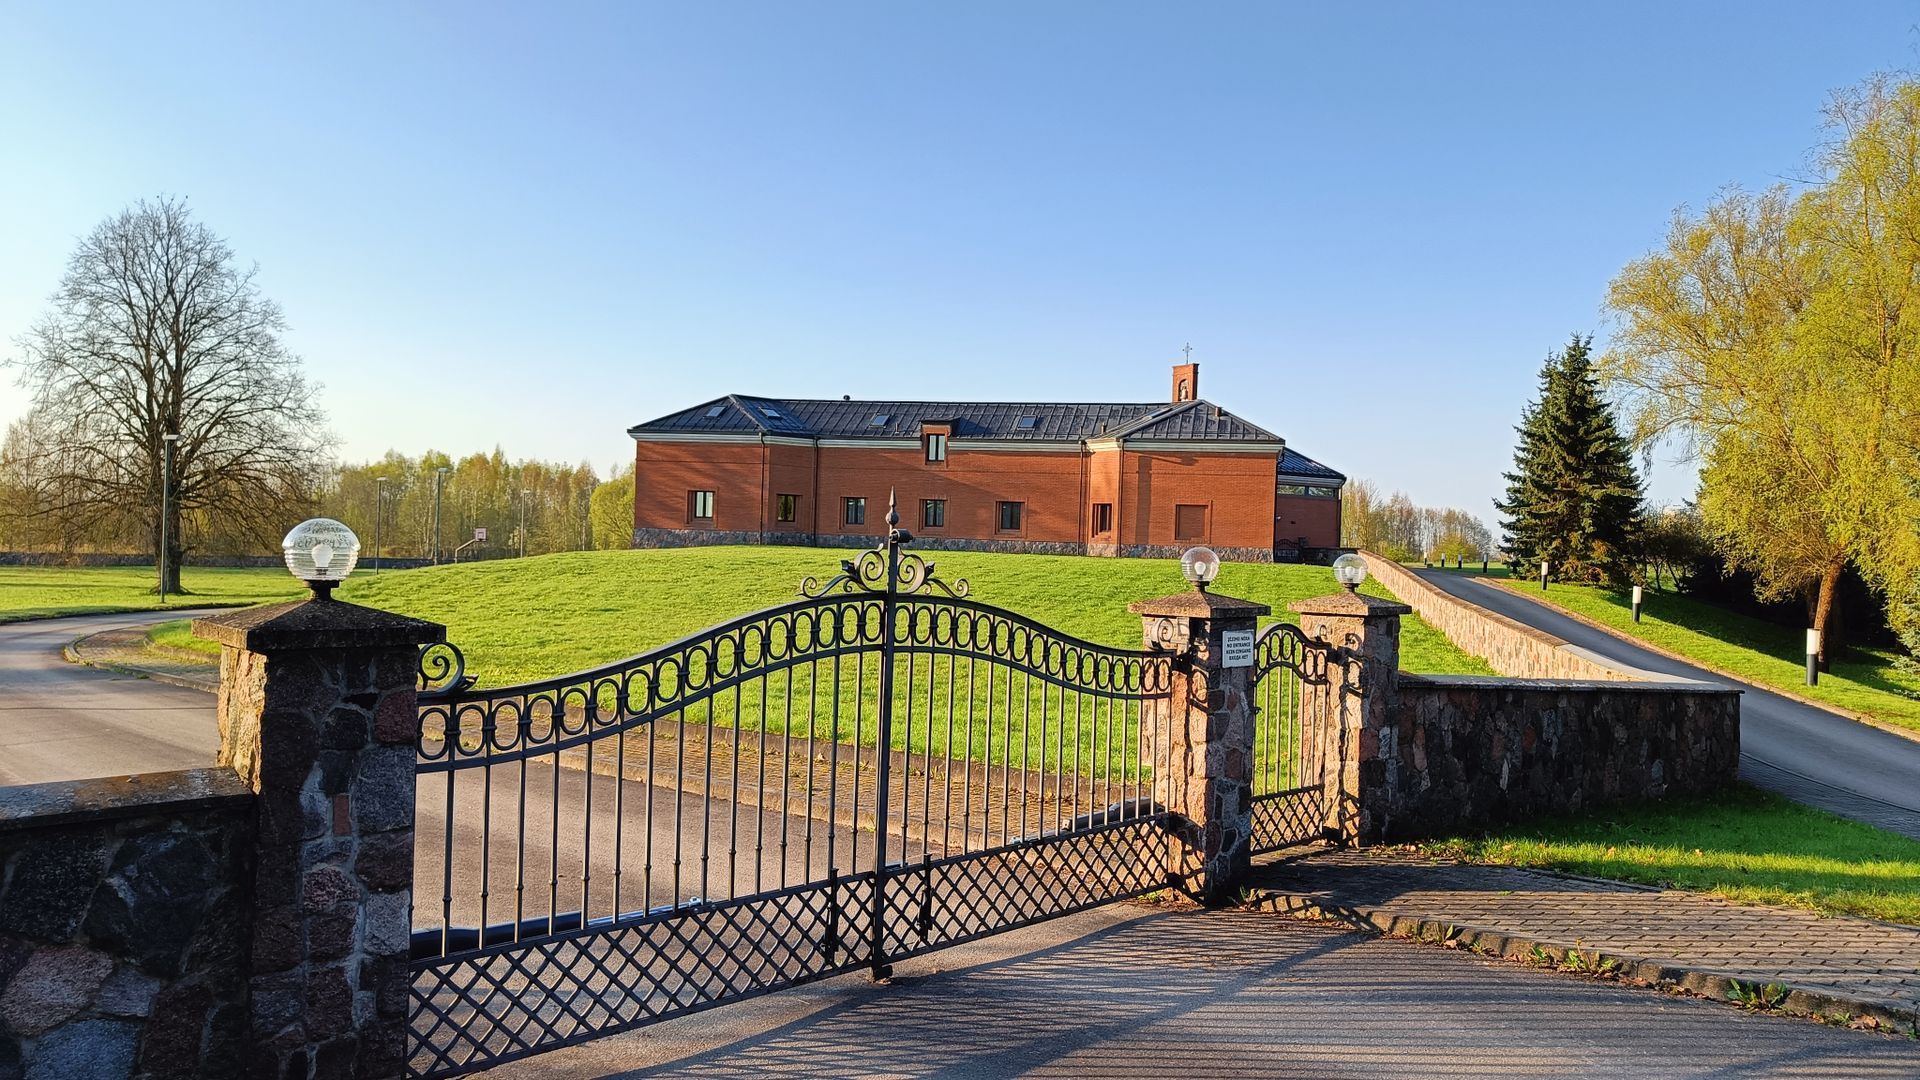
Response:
[1127, 548, 1268, 905]
[194, 524, 443, 1079]
[1290, 554, 1409, 846]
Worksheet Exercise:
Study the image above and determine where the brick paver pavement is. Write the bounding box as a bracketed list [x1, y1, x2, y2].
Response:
[1253, 850, 1920, 1030]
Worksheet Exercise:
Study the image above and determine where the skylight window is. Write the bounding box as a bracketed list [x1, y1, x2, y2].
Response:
[761, 407, 783, 419]
[1016, 416, 1038, 430]
[872, 414, 890, 427]
[705, 406, 726, 418]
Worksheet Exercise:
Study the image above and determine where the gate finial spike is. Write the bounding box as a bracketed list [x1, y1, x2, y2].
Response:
[886, 488, 900, 528]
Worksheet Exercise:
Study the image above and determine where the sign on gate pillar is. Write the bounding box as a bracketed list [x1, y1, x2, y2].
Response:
[1287, 591, 1408, 845]
[196, 598, 443, 1079]
[1128, 588, 1269, 906]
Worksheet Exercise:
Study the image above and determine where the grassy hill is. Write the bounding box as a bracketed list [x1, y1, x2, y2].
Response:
[129, 546, 1491, 684]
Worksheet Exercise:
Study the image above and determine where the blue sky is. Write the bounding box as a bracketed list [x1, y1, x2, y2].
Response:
[2, 3, 1913, 520]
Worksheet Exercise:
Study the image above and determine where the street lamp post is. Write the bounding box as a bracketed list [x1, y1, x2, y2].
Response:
[519, 488, 531, 558]
[374, 476, 388, 573]
[158, 432, 179, 600]
[432, 467, 449, 565]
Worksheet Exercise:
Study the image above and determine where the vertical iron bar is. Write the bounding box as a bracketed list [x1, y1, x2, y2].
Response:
[479, 722, 493, 944]
[441, 718, 456, 955]
[756, 664, 769, 893]
[613, 700, 624, 917]
[729, 684, 742, 900]
[548, 718, 560, 933]
[701, 694, 714, 902]
[826, 649, 842, 877]
[582, 711, 594, 918]
[966, 654, 979, 854]
[515, 732, 528, 940]
[868, 521, 902, 980]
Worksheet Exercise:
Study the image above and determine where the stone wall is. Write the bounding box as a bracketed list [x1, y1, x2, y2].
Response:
[1367, 675, 1742, 842]
[0, 769, 254, 1080]
[1361, 553, 1647, 681]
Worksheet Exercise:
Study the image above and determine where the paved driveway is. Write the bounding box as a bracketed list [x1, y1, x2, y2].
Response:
[0, 610, 221, 786]
[491, 902, 1920, 1079]
[1413, 570, 1920, 839]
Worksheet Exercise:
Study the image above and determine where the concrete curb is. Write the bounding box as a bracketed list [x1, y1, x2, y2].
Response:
[62, 632, 219, 694]
[1246, 884, 1920, 1037]
[1483, 577, 1920, 748]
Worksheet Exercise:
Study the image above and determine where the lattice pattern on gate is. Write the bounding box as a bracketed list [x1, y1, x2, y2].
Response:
[408, 509, 1179, 1077]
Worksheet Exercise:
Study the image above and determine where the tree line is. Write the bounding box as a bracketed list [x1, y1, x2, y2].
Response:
[1340, 479, 1495, 563]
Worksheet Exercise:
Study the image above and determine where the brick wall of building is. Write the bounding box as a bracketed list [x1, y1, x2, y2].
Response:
[1117, 450, 1279, 552]
[1274, 493, 1341, 551]
[633, 435, 1339, 556]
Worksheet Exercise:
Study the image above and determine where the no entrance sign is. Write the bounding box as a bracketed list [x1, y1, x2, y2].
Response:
[1221, 629, 1255, 668]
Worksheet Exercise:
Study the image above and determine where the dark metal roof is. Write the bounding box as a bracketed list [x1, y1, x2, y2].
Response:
[1278, 447, 1345, 483]
[629, 395, 1283, 443]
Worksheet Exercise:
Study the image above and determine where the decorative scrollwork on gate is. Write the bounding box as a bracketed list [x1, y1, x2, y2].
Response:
[798, 546, 969, 599]
[1251, 622, 1333, 683]
[416, 641, 472, 701]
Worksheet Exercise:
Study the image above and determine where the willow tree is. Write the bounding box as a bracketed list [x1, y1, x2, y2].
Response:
[7, 197, 328, 590]
[1604, 75, 1920, 664]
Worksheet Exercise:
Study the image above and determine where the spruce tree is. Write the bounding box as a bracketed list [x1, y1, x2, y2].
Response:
[1496, 335, 1645, 585]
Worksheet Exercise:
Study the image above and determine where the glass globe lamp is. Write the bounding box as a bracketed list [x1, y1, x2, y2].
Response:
[1332, 552, 1368, 592]
[1180, 546, 1221, 591]
[283, 518, 360, 598]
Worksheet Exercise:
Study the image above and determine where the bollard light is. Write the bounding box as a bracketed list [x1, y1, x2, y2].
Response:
[1632, 584, 1644, 623]
[1332, 552, 1368, 593]
[1806, 628, 1821, 686]
[283, 518, 361, 600]
[1180, 546, 1222, 591]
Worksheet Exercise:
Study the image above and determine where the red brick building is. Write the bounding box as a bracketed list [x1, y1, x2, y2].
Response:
[627, 364, 1345, 562]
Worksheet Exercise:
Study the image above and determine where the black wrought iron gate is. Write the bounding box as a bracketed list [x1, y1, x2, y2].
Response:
[406, 515, 1184, 1077]
[1248, 622, 1335, 854]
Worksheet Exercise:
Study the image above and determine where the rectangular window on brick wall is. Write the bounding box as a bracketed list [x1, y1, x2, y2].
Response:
[690, 490, 715, 521]
[922, 499, 946, 528]
[997, 501, 1023, 532]
[776, 494, 797, 523]
[1091, 503, 1112, 535]
[844, 497, 866, 526]
[1174, 503, 1207, 541]
[926, 433, 948, 462]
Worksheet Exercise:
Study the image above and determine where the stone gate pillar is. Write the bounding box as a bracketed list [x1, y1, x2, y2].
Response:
[1128, 588, 1268, 906]
[1288, 591, 1407, 845]
[195, 597, 442, 1079]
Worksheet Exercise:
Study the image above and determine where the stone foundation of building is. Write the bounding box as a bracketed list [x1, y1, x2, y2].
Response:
[633, 528, 1279, 561]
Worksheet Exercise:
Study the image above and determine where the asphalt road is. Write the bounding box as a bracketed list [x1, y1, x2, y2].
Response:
[0, 609, 223, 786]
[1414, 570, 1920, 839]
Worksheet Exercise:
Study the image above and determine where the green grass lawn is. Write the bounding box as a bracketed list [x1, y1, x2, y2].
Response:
[0, 565, 303, 623]
[1488, 577, 1920, 733]
[146, 546, 1483, 778]
[1420, 784, 1920, 925]
[315, 546, 1490, 686]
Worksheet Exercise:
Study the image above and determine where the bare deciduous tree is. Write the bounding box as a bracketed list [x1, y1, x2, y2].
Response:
[5, 196, 329, 591]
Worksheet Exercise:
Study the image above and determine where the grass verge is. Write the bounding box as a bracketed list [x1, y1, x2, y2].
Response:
[0, 565, 303, 623]
[1419, 784, 1920, 925]
[1483, 576, 1920, 734]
